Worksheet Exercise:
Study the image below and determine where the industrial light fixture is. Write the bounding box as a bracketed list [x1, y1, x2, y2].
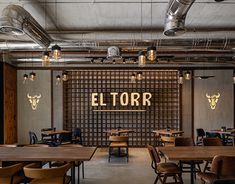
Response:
[136, 72, 143, 81]
[29, 71, 36, 81]
[62, 71, 68, 81]
[42, 51, 50, 66]
[233, 71, 235, 84]
[56, 75, 61, 85]
[130, 73, 136, 83]
[23, 74, 28, 84]
[51, 44, 62, 60]
[138, 51, 146, 67]
[178, 71, 183, 84]
[147, 46, 157, 62]
[184, 71, 191, 80]
[56, 71, 69, 85]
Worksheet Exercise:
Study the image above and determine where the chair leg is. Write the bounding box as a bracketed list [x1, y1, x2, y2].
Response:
[162, 175, 167, 184]
[108, 147, 111, 162]
[154, 175, 159, 184]
[126, 147, 129, 162]
[178, 173, 183, 184]
[203, 161, 210, 173]
[82, 161, 85, 179]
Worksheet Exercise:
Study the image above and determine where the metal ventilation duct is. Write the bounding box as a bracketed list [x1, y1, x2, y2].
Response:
[0, 5, 52, 48]
[164, 0, 195, 37]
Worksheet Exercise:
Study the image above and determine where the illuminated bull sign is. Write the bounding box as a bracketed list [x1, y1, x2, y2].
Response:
[27, 93, 41, 110]
[206, 93, 220, 110]
[91, 92, 152, 107]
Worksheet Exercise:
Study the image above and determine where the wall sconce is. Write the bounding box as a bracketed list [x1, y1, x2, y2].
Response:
[184, 71, 191, 80]
[138, 51, 146, 67]
[56, 75, 61, 85]
[147, 46, 156, 62]
[52, 44, 62, 60]
[42, 51, 50, 66]
[29, 72, 36, 81]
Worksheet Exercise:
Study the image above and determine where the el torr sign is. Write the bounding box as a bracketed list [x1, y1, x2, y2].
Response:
[91, 92, 152, 107]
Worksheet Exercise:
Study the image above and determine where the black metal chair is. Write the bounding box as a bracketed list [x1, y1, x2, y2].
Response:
[72, 128, 83, 144]
[196, 128, 205, 145]
[29, 131, 44, 145]
[41, 127, 56, 142]
[58, 132, 73, 145]
[213, 179, 235, 184]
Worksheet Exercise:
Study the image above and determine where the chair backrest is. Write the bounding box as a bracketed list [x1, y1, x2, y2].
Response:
[41, 128, 55, 132]
[203, 138, 223, 146]
[73, 128, 82, 143]
[109, 136, 128, 142]
[58, 132, 72, 144]
[196, 128, 206, 137]
[29, 131, 38, 144]
[175, 137, 194, 146]
[0, 163, 24, 178]
[24, 162, 71, 179]
[211, 155, 235, 178]
[206, 132, 222, 139]
[147, 145, 161, 165]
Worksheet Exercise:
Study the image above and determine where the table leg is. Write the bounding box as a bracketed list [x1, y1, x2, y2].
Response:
[71, 162, 75, 184]
[190, 161, 195, 184]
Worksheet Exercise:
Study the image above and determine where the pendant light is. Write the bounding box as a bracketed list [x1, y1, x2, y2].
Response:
[138, 51, 146, 67]
[29, 71, 36, 81]
[62, 71, 68, 81]
[147, 46, 157, 62]
[23, 74, 28, 84]
[184, 71, 191, 80]
[136, 71, 143, 81]
[56, 75, 61, 85]
[52, 44, 61, 60]
[130, 73, 136, 83]
[178, 71, 183, 84]
[42, 51, 50, 66]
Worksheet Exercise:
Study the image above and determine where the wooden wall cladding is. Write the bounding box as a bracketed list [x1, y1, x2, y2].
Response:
[4, 64, 17, 144]
[0, 63, 3, 144]
[63, 70, 181, 147]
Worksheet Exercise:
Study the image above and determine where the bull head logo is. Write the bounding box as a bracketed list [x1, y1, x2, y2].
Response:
[27, 93, 42, 110]
[206, 93, 220, 110]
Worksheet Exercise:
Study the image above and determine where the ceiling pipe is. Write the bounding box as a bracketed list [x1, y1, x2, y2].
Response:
[0, 5, 52, 48]
[164, 0, 195, 36]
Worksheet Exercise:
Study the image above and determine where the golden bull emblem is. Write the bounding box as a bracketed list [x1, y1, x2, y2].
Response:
[206, 93, 220, 110]
[27, 93, 41, 110]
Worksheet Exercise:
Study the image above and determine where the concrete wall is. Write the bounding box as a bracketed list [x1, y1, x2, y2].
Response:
[194, 70, 234, 138]
[17, 70, 51, 144]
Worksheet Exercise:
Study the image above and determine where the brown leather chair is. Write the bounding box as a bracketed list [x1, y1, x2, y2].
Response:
[203, 138, 223, 172]
[174, 137, 203, 174]
[23, 162, 71, 184]
[108, 135, 129, 162]
[0, 163, 26, 184]
[147, 145, 183, 184]
[198, 155, 235, 184]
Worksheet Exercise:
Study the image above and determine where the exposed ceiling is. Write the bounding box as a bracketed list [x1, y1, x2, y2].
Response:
[0, 0, 235, 67]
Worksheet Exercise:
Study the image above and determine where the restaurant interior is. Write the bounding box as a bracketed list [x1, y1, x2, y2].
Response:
[0, 0, 235, 184]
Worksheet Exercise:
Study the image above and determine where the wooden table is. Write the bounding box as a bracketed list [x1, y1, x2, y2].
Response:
[41, 129, 71, 136]
[158, 146, 235, 184]
[152, 129, 184, 146]
[0, 146, 97, 184]
[105, 129, 135, 136]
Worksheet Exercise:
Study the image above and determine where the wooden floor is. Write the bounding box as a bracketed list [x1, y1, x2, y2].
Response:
[80, 148, 202, 184]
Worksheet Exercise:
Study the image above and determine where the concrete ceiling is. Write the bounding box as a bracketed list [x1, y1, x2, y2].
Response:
[0, 0, 235, 66]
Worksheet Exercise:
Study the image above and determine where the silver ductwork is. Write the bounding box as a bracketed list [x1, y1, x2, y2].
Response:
[107, 46, 122, 59]
[0, 5, 52, 48]
[164, 0, 195, 36]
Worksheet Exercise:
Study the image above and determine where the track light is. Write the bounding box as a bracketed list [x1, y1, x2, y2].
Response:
[138, 51, 146, 67]
[51, 44, 61, 60]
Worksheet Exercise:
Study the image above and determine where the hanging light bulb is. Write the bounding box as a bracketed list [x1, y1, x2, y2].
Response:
[29, 72, 36, 81]
[137, 71, 143, 81]
[138, 51, 146, 67]
[184, 71, 191, 80]
[62, 72, 68, 81]
[130, 73, 136, 83]
[233, 71, 235, 84]
[56, 75, 62, 85]
[147, 46, 157, 62]
[51, 44, 61, 60]
[23, 74, 28, 84]
[178, 73, 184, 84]
[42, 51, 50, 66]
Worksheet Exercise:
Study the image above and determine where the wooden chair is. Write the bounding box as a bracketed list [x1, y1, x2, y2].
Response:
[58, 144, 85, 180]
[108, 135, 129, 162]
[198, 155, 235, 184]
[202, 138, 223, 173]
[174, 137, 203, 175]
[23, 162, 71, 184]
[0, 163, 26, 184]
[147, 145, 183, 184]
[160, 136, 175, 147]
